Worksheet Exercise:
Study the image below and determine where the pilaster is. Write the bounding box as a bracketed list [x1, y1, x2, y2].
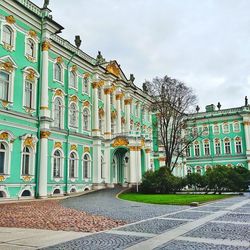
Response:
[116, 91, 122, 134]
[125, 96, 132, 133]
[104, 82, 112, 139]
[92, 79, 101, 136]
[92, 139, 102, 188]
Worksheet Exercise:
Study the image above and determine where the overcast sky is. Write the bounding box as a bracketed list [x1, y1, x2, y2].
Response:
[32, 0, 250, 110]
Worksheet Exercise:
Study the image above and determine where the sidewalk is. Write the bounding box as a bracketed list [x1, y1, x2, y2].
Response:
[0, 227, 91, 249]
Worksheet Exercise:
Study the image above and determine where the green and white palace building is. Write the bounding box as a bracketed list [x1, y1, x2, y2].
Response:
[185, 103, 250, 175]
[0, 0, 159, 199]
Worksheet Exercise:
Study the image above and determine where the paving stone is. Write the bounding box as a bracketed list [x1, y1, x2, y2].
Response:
[60, 188, 188, 223]
[232, 208, 250, 214]
[42, 232, 147, 250]
[191, 206, 222, 212]
[117, 218, 188, 234]
[164, 211, 211, 220]
[216, 213, 250, 223]
[184, 222, 250, 241]
[154, 240, 249, 250]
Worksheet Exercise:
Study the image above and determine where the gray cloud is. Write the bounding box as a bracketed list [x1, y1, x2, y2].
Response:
[32, 0, 250, 110]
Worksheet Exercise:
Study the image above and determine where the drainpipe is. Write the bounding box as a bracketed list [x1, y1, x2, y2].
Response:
[65, 36, 82, 195]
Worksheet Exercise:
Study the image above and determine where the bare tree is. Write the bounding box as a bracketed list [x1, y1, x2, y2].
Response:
[145, 75, 199, 173]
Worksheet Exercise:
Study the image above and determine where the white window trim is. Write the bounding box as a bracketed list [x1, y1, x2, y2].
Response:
[25, 35, 38, 63]
[68, 150, 79, 180]
[234, 137, 243, 154]
[52, 93, 65, 129]
[68, 101, 79, 130]
[213, 124, 220, 135]
[0, 141, 11, 176]
[82, 107, 91, 132]
[82, 77, 90, 96]
[233, 122, 241, 133]
[214, 139, 221, 155]
[82, 152, 92, 180]
[193, 142, 200, 157]
[69, 69, 78, 90]
[51, 148, 64, 181]
[224, 138, 231, 155]
[203, 140, 211, 156]
[53, 60, 65, 84]
[22, 67, 39, 111]
[0, 23, 16, 52]
[222, 123, 230, 134]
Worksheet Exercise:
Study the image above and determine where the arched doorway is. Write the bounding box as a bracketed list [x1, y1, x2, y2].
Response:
[112, 147, 129, 185]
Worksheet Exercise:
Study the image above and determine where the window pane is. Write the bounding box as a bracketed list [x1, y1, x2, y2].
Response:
[0, 71, 9, 101]
[0, 152, 5, 174]
[3, 26, 12, 45]
[27, 39, 35, 57]
[25, 81, 33, 108]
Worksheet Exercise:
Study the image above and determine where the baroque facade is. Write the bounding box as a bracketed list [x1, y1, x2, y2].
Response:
[185, 103, 250, 174]
[0, 0, 158, 199]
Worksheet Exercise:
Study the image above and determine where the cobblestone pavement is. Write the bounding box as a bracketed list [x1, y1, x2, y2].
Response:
[44, 191, 250, 250]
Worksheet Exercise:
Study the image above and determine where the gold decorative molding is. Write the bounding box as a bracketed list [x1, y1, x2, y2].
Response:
[28, 30, 37, 38]
[0, 175, 6, 182]
[22, 176, 32, 182]
[26, 69, 36, 81]
[116, 93, 123, 100]
[235, 136, 241, 141]
[40, 131, 51, 139]
[145, 148, 151, 153]
[71, 65, 78, 72]
[5, 15, 15, 24]
[56, 56, 63, 64]
[106, 61, 120, 77]
[92, 129, 100, 132]
[83, 100, 90, 107]
[0, 132, 9, 140]
[124, 98, 132, 105]
[159, 157, 166, 161]
[84, 147, 90, 153]
[99, 108, 105, 118]
[0, 61, 14, 73]
[129, 146, 141, 151]
[70, 144, 77, 151]
[54, 142, 62, 149]
[141, 139, 145, 147]
[1, 101, 9, 108]
[40, 106, 49, 110]
[24, 137, 34, 148]
[243, 121, 250, 126]
[112, 137, 129, 147]
[104, 88, 112, 95]
[92, 80, 104, 89]
[55, 89, 63, 96]
[104, 132, 112, 135]
[84, 73, 90, 79]
[110, 84, 116, 93]
[70, 95, 78, 102]
[42, 41, 51, 51]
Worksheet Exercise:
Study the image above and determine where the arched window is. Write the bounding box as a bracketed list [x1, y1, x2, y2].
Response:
[0, 70, 10, 101]
[54, 97, 63, 128]
[223, 123, 229, 133]
[24, 79, 34, 108]
[2, 25, 13, 45]
[83, 108, 89, 131]
[26, 39, 35, 58]
[70, 71, 77, 88]
[69, 152, 77, 178]
[54, 63, 62, 82]
[194, 142, 200, 157]
[215, 139, 221, 155]
[203, 140, 210, 156]
[213, 124, 219, 134]
[53, 150, 62, 178]
[187, 168, 191, 175]
[233, 122, 240, 132]
[235, 137, 242, 154]
[0, 142, 7, 174]
[83, 78, 89, 94]
[22, 146, 31, 175]
[83, 154, 91, 179]
[69, 103, 78, 128]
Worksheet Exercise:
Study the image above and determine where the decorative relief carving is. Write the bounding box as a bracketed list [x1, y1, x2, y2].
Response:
[5, 15, 15, 24]
[111, 110, 117, 120]
[84, 73, 90, 79]
[112, 137, 129, 147]
[145, 148, 151, 153]
[141, 139, 145, 147]
[71, 65, 78, 72]
[106, 61, 120, 77]
[104, 88, 112, 95]
[56, 56, 63, 64]
[129, 146, 141, 151]
[0, 61, 14, 73]
[26, 69, 36, 81]
[92, 80, 104, 89]
[70, 95, 78, 102]
[243, 121, 250, 126]
[116, 93, 123, 100]
[24, 137, 34, 148]
[54, 142, 62, 149]
[22, 175, 32, 182]
[1, 101, 10, 108]
[124, 98, 132, 105]
[70, 144, 77, 151]
[40, 131, 51, 139]
[42, 40, 51, 51]
[28, 30, 37, 38]
[83, 101, 90, 107]
[55, 89, 63, 96]
[0, 176, 6, 182]
[0, 132, 9, 140]
[84, 147, 90, 153]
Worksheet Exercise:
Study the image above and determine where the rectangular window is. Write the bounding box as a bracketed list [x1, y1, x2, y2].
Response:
[225, 142, 231, 154]
[236, 141, 242, 154]
[25, 80, 33, 108]
[204, 143, 210, 156]
[213, 124, 219, 134]
[0, 71, 9, 101]
[203, 126, 209, 135]
[186, 146, 191, 157]
[215, 142, 221, 155]
[0, 152, 5, 174]
[194, 144, 200, 157]
[223, 123, 229, 133]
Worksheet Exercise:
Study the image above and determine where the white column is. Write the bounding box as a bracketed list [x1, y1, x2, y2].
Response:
[92, 139, 102, 189]
[145, 148, 151, 171]
[104, 86, 111, 139]
[129, 148, 137, 183]
[105, 143, 113, 187]
[38, 132, 50, 198]
[116, 92, 122, 134]
[125, 97, 131, 133]
[92, 83, 100, 136]
[243, 118, 250, 170]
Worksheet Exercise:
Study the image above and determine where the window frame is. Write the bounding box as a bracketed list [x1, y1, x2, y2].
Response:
[52, 149, 64, 179]
[1, 24, 16, 51]
[82, 108, 90, 131]
[69, 102, 78, 129]
[53, 96, 64, 129]
[82, 153, 91, 179]
[69, 151, 78, 179]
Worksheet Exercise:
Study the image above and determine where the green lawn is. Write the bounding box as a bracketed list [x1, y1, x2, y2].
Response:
[118, 193, 234, 205]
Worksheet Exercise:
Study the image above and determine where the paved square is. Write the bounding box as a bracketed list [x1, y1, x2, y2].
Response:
[164, 211, 211, 220]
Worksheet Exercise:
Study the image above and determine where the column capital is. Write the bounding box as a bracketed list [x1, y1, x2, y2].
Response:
[116, 93, 124, 100]
[104, 88, 112, 95]
[125, 98, 132, 105]
[40, 130, 51, 139]
[145, 148, 151, 153]
[92, 80, 104, 89]
[42, 40, 51, 51]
